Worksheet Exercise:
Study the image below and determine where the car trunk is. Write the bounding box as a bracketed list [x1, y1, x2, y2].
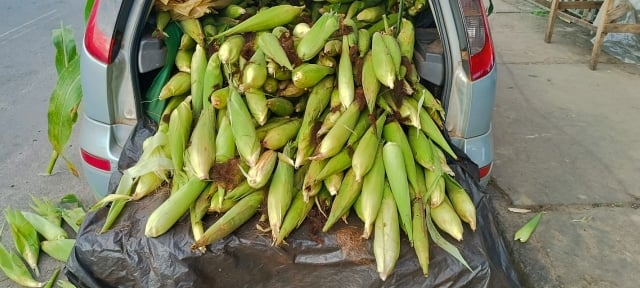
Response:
[131, 4, 453, 121]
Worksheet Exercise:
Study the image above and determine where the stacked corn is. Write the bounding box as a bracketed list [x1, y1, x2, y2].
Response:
[99, 1, 478, 280]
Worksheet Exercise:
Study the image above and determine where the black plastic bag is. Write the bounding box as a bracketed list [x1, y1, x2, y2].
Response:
[65, 118, 520, 288]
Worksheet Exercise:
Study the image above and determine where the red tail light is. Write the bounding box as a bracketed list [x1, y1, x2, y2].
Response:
[478, 162, 492, 179]
[84, 0, 122, 64]
[461, 0, 495, 80]
[81, 149, 111, 172]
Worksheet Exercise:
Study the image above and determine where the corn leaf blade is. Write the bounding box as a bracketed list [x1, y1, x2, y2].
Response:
[514, 212, 543, 242]
[46, 55, 82, 176]
[425, 205, 472, 271]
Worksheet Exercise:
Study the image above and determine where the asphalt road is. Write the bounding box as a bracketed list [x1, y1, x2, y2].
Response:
[0, 1, 92, 286]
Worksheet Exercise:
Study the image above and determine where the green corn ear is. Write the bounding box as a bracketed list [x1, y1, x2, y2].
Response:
[258, 32, 293, 70]
[419, 108, 457, 159]
[256, 117, 293, 140]
[356, 6, 385, 23]
[294, 76, 334, 168]
[0, 240, 43, 287]
[352, 113, 386, 181]
[262, 118, 302, 150]
[187, 103, 216, 180]
[219, 35, 245, 65]
[168, 97, 193, 173]
[357, 144, 385, 239]
[266, 97, 295, 116]
[228, 86, 261, 167]
[5, 208, 40, 276]
[243, 150, 278, 189]
[159, 72, 191, 100]
[383, 121, 419, 199]
[323, 39, 341, 57]
[296, 12, 340, 61]
[347, 112, 373, 148]
[145, 178, 208, 237]
[191, 44, 207, 118]
[303, 159, 328, 202]
[430, 198, 464, 241]
[152, 10, 171, 39]
[322, 168, 363, 232]
[361, 52, 380, 113]
[426, 147, 445, 207]
[278, 81, 306, 98]
[268, 144, 296, 242]
[222, 4, 246, 19]
[382, 142, 413, 244]
[275, 190, 315, 246]
[381, 34, 402, 78]
[374, 185, 400, 281]
[292, 22, 310, 39]
[215, 5, 305, 38]
[323, 172, 344, 196]
[180, 18, 205, 47]
[445, 174, 477, 231]
[179, 33, 196, 50]
[193, 190, 264, 249]
[371, 32, 395, 88]
[21, 211, 68, 241]
[243, 49, 268, 91]
[215, 113, 236, 163]
[338, 35, 355, 109]
[367, 13, 399, 34]
[317, 53, 337, 68]
[245, 88, 269, 126]
[311, 102, 361, 160]
[408, 126, 435, 170]
[291, 63, 335, 89]
[314, 149, 352, 182]
[203, 24, 217, 45]
[211, 86, 230, 109]
[175, 49, 193, 73]
[317, 106, 343, 136]
[263, 77, 279, 94]
[397, 18, 415, 60]
[358, 29, 371, 57]
[346, 1, 364, 20]
[224, 181, 256, 201]
[203, 53, 223, 105]
[40, 239, 75, 262]
[412, 199, 430, 276]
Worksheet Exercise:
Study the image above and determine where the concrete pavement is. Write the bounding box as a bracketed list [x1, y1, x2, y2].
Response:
[486, 0, 640, 287]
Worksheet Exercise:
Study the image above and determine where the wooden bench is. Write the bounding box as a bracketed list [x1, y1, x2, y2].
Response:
[539, 0, 640, 69]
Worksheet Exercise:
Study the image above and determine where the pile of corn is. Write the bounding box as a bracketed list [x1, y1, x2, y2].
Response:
[98, 0, 478, 281]
[0, 196, 85, 287]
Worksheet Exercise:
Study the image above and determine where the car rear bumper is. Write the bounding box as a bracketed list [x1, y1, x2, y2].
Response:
[78, 115, 126, 198]
[450, 124, 494, 186]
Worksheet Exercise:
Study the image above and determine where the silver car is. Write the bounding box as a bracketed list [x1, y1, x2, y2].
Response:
[79, 0, 496, 198]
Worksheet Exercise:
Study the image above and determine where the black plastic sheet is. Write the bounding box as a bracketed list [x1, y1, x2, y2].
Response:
[65, 118, 521, 288]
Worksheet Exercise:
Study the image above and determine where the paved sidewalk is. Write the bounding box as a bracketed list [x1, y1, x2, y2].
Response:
[485, 0, 640, 287]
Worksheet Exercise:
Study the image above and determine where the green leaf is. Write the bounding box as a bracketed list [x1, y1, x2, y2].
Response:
[84, 0, 96, 23]
[514, 212, 543, 242]
[43, 267, 60, 288]
[51, 24, 78, 75]
[59, 194, 84, 210]
[487, 0, 494, 16]
[425, 205, 472, 272]
[47, 56, 82, 176]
